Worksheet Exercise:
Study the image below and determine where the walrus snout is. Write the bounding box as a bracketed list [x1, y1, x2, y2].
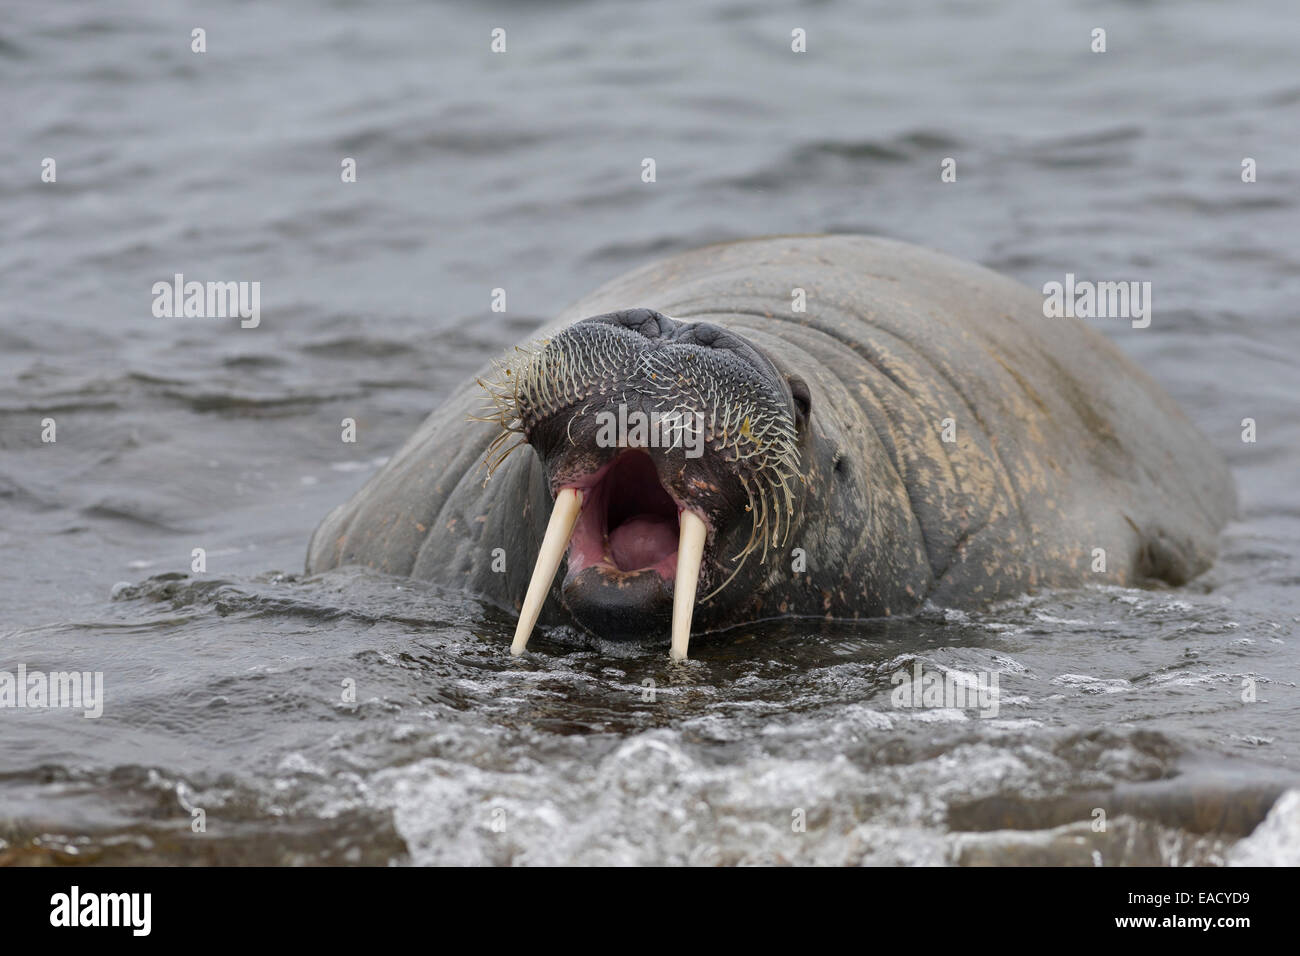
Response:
[482, 309, 806, 656]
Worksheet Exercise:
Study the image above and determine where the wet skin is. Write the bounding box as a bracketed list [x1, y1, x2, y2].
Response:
[306, 236, 1235, 649]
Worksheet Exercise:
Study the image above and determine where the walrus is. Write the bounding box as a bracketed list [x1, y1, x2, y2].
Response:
[306, 236, 1235, 659]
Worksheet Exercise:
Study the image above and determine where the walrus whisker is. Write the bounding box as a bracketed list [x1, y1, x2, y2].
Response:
[735, 473, 761, 552]
[700, 539, 754, 602]
[482, 438, 527, 481]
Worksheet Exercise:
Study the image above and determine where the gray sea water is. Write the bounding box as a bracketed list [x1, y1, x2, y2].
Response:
[2, 0, 1298, 865]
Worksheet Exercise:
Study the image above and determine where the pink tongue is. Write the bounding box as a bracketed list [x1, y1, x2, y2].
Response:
[609, 515, 678, 571]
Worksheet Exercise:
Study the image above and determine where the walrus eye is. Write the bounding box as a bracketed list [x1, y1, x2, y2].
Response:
[787, 375, 811, 430]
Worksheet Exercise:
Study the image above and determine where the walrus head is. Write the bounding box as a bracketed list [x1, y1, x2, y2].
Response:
[478, 309, 811, 659]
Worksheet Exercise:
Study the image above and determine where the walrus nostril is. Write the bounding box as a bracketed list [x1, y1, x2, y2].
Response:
[671, 321, 789, 394]
[582, 308, 679, 340]
[674, 323, 730, 348]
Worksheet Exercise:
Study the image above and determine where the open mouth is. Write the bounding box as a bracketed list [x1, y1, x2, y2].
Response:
[567, 451, 682, 580]
[509, 449, 710, 661]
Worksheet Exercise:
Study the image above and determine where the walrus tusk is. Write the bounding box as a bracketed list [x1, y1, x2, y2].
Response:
[512, 487, 583, 656]
[670, 510, 707, 661]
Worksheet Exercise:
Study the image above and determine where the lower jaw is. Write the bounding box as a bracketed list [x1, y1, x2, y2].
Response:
[561, 561, 681, 642]
[561, 566, 674, 641]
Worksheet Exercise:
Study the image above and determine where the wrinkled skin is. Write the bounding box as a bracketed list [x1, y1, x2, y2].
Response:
[306, 236, 1235, 641]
